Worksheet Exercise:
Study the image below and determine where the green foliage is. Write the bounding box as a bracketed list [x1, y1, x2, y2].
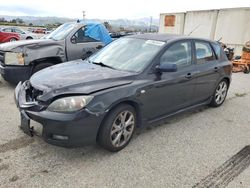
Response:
[0, 22, 26, 26]
[103, 22, 112, 31]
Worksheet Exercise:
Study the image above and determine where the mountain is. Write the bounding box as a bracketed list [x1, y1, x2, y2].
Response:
[0, 15, 159, 31]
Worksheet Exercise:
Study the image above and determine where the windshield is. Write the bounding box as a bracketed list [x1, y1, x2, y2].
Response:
[89, 38, 165, 72]
[44, 23, 76, 40]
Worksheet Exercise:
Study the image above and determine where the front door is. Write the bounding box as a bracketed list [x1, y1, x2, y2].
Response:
[66, 26, 103, 61]
[140, 40, 197, 121]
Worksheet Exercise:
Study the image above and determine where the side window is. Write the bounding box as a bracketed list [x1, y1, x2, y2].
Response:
[3, 28, 12, 32]
[14, 29, 23, 34]
[195, 41, 216, 64]
[73, 27, 98, 43]
[211, 42, 221, 59]
[160, 41, 192, 68]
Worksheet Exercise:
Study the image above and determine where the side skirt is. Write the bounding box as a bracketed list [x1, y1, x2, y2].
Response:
[146, 98, 212, 126]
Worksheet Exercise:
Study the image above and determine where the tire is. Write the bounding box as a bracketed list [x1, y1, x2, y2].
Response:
[243, 67, 250, 74]
[32, 63, 54, 75]
[97, 104, 136, 152]
[26, 37, 33, 40]
[210, 79, 229, 107]
[9, 38, 17, 42]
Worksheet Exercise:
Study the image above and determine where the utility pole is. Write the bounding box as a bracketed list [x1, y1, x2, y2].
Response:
[149, 16, 152, 33]
[82, 11, 86, 22]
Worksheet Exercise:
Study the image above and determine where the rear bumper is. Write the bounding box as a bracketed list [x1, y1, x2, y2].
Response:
[15, 81, 106, 147]
[0, 64, 31, 84]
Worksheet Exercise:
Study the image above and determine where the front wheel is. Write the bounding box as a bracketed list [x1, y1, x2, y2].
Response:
[97, 104, 136, 152]
[210, 80, 229, 107]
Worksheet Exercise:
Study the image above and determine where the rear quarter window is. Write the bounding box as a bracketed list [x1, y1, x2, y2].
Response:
[195, 41, 216, 64]
[211, 42, 222, 59]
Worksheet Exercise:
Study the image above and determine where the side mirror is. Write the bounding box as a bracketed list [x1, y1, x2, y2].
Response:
[156, 63, 177, 73]
[71, 36, 77, 44]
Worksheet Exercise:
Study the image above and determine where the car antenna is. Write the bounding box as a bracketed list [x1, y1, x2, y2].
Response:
[187, 25, 201, 36]
[217, 37, 223, 42]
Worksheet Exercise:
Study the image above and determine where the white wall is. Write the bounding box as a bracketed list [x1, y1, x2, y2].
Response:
[159, 13, 185, 35]
[214, 8, 250, 55]
[183, 10, 218, 39]
[159, 8, 250, 55]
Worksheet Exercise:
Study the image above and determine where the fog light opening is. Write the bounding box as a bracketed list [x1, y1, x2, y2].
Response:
[52, 134, 69, 140]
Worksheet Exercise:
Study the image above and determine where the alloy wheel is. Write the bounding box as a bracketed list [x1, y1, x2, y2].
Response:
[215, 81, 228, 105]
[110, 110, 135, 147]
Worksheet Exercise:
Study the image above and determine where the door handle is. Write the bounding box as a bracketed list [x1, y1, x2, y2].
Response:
[214, 67, 219, 72]
[185, 73, 192, 79]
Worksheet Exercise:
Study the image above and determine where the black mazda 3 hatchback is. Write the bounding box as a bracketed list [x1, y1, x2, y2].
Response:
[15, 34, 232, 151]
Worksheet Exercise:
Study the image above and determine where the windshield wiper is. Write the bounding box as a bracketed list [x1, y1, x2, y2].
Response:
[92, 61, 117, 70]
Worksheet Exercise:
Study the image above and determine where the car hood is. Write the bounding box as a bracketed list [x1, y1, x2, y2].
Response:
[30, 60, 136, 101]
[0, 39, 59, 52]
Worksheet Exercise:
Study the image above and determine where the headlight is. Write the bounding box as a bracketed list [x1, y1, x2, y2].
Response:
[47, 96, 94, 112]
[5, 52, 24, 65]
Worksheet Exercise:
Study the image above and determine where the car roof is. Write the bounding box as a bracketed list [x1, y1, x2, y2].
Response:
[3, 27, 22, 30]
[128, 33, 216, 44]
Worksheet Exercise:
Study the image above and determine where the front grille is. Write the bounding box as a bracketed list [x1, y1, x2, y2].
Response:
[22, 82, 46, 112]
[0, 51, 5, 65]
[26, 85, 43, 102]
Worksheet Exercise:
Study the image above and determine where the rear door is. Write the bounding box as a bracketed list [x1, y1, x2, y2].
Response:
[193, 40, 221, 103]
[66, 26, 103, 61]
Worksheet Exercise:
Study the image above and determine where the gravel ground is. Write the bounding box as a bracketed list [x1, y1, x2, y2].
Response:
[0, 73, 250, 188]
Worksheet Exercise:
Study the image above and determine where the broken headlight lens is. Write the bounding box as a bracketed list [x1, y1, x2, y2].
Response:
[47, 96, 94, 112]
[5, 52, 24, 65]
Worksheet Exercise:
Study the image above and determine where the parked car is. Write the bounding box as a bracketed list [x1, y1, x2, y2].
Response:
[33, 28, 47, 34]
[45, 29, 54, 34]
[1, 27, 38, 40]
[0, 30, 20, 42]
[15, 34, 232, 152]
[27, 28, 35, 32]
[0, 22, 112, 84]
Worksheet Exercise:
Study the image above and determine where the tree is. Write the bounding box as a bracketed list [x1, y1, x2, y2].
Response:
[29, 23, 33, 26]
[16, 18, 24, 24]
[0, 18, 6, 22]
[10, 19, 17, 23]
[119, 26, 125, 31]
[103, 21, 112, 31]
[54, 22, 62, 27]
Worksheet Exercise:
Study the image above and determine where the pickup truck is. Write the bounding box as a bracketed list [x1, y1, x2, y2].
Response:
[0, 22, 112, 84]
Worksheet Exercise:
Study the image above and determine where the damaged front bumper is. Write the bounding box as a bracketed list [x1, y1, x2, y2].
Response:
[14, 81, 105, 147]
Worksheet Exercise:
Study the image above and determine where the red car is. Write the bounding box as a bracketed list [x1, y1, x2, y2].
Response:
[33, 28, 46, 34]
[0, 30, 20, 42]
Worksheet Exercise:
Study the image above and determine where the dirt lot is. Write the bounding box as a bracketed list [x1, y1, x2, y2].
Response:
[0, 73, 250, 188]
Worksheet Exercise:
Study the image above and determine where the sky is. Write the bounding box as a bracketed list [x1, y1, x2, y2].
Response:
[0, 0, 250, 19]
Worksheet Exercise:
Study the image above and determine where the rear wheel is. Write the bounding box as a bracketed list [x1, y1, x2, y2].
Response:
[210, 80, 229, 107]
[32, 63, 54, 74]
[97, 104, 136, 152]
[9, 38, 17, 42]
